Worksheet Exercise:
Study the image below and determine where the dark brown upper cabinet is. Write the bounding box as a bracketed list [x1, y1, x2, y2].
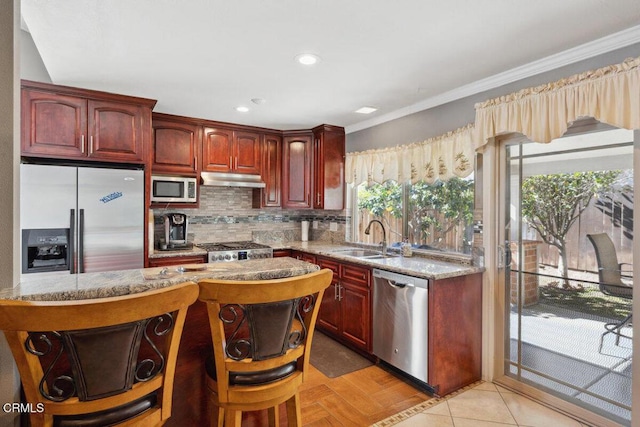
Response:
[313, 125, 345, 210]
[282, 132, 313, 209]
[281, 126, 345, 210]
[253, 133, 282, 208]
[151, 114, 201, 175]
[202, 127, 261, 175]
[21, 80, 155, 164]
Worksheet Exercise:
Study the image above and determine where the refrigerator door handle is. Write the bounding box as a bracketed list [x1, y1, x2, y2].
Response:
[79, 209, 85, 274]
[69, 209, 76, 274]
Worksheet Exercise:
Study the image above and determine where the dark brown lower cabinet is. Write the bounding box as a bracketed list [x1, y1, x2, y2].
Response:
[272, 249, 292, 257]
[429, 272, 482, 396]
[147, 254, 207, 267]
[290, 250, 317, 264]
[316, 256, 372, 354]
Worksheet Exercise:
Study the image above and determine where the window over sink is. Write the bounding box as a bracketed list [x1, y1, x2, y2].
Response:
[349, 174, 475, 256]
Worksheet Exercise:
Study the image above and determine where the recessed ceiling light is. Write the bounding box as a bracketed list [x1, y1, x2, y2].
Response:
[355, 106, 378, 114]
[235, 106, 249, 113]
[295, 53, 321, 66]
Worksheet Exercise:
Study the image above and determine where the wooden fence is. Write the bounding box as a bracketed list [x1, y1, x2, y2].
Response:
[356, 211, 402, 247]
[536, 191, 633, 273]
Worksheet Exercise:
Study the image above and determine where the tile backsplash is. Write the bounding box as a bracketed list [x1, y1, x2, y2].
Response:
[152, 186, 348, 247]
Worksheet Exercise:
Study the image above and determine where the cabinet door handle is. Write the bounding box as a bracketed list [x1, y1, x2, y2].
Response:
[338, 284, 343, 301]
[89, 136, 94, 154]
[229, 156, 233, 169]
[317, 193, 321, 204]
[334, 282, 339, 300]
[81, 135, 85, 153]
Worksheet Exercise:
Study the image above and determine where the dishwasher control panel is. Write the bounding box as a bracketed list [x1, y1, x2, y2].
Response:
[372, 268, 429, 288]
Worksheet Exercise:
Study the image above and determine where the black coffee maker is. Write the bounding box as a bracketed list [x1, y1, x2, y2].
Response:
[162, 213, 188, 249]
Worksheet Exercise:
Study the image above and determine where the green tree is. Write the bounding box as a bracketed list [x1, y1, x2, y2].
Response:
[521, 171, 619, 288]
[409, 179, 474, 248]
[357, 180, 402, 218]
[357, 181, 403, 240]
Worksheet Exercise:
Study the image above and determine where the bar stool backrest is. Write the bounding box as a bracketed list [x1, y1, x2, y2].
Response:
[0, 282, 199, 427]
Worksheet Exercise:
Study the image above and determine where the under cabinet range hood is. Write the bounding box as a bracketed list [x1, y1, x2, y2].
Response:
[200, 172, 266, 188]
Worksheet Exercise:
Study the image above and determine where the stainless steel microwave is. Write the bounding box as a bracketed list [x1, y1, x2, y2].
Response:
[151, 175, 197, 203]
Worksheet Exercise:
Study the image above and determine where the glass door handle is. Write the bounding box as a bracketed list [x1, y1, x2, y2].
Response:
[498, 242, 512, 268]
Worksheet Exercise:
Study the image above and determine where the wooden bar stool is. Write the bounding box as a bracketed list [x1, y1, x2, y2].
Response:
[197, 269, 333, 426]
[0, 282, 199, 427]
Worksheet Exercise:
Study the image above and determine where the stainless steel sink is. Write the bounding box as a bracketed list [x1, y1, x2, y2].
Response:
[332, 249, 382, 257]
[331, 249, 399, 259]
[362, 254, 398, 259]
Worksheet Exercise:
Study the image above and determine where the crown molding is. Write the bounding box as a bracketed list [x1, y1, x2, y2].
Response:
[345, 25, 640, 135]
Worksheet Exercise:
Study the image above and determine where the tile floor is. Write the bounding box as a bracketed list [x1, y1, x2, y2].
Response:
[390, 382, 591, 427]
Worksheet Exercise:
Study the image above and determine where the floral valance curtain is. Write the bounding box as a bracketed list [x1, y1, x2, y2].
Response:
[474, 56, 640, 149]
[345, 123, 475, 186]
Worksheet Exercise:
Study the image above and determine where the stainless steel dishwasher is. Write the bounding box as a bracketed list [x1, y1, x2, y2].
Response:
[372, 268, 429, 384]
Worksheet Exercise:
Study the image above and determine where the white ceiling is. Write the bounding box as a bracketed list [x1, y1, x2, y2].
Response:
[21, 1, 640, 133]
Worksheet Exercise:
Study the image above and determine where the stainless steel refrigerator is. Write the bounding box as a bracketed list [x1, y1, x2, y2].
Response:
[20, 164, 144, 276]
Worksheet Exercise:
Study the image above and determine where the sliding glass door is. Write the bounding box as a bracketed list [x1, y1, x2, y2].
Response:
[500, 124, 634, 425]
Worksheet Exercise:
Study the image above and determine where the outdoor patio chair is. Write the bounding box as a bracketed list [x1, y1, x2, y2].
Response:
[587, 233, 633, 352]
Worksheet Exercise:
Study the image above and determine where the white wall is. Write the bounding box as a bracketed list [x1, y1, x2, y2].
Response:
[346, 43, 640, 153]
[0, 1, 20, 426]
[20, 29, 51, 83]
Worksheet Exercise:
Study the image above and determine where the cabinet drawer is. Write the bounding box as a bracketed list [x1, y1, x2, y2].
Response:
[316, 256, 339, 275]
[148, 255, 206, 267]
[272, 249, 292, 257]
[340, 263, 371, 287]
[291, 251, 316, 263]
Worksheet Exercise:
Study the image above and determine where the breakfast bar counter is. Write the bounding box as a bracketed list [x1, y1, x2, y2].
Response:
[0, 257, 320, 302]
[1, 257, 321, 426]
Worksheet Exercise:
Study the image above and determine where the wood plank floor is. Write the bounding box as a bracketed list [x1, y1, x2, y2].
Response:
[166, 301, 433, 426]
[241, 363, 433, 426]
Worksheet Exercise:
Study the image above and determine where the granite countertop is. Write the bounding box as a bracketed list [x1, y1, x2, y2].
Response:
[274, 241, 484, 281]
[1, 257, 319, 302]
[147, 240, 483, 281]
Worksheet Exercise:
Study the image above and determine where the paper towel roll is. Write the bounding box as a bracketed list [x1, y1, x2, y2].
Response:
[301, 220, 309, 241]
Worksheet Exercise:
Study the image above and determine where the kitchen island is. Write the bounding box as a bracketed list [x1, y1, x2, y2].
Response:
[1, 257, 320, 426]
[1, 256, 318, 301]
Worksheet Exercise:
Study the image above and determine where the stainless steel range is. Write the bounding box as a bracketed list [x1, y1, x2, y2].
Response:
[195, 241, 273, 263]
